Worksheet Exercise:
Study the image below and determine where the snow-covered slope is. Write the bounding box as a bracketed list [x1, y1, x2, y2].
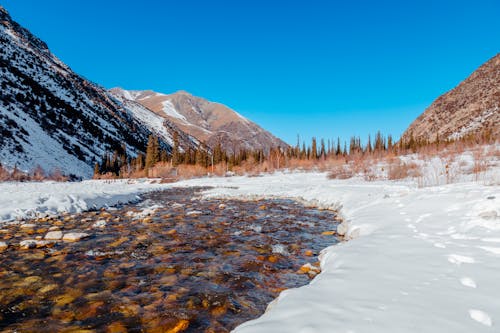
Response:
[109, 88, 288, 153]
[109, 93, 200, 152]
[0, 6, 196, 178]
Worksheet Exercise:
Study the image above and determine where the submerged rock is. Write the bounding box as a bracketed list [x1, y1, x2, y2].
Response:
[62, 232, 90, 242]
[20, 223, 37, 229]
[92, 220, 107, 228]
[45, 230, 63, 240]
[19, 239, 37, 249]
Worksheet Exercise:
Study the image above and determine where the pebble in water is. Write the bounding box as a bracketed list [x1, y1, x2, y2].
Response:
[0, 187, 340, 332]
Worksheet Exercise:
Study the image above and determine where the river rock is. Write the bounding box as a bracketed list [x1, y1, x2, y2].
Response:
[63, 232, 90, 242]
[172, 203, 184, 209]
[186, 210, 202, 216]
[0, 241, 7, 251]
[336, 222, 348, 236]
[45, 230, 63, 240]
[92, 220, 107, 229]
[19, 239, 37, 249]
[20, 223, 36, 229]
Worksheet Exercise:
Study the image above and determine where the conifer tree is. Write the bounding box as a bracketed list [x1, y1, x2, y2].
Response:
[145, 134, 159, 170]
[320, 138, 326, 159]
[93, 163, 100, 177]
[311, 137, 317, 159]
[172, 132, 180, 166]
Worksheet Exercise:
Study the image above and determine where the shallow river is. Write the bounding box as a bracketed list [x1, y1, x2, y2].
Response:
[0, 187, 340, 332]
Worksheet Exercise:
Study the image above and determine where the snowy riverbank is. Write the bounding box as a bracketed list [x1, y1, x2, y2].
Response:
[179, 173, 500, 332]
[1, 172, 499, 331]
[0, 179, 170, 222]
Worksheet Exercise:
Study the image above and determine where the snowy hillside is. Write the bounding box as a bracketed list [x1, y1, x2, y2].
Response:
[0, 6, 196, 178]
[109, 88, 288, 154]
[109, 92, 200, 153]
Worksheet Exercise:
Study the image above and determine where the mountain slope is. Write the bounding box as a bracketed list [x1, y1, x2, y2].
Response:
[0, 6, 197, 178]
[109, 88, 288, 153]
[402, 54, 500, 142]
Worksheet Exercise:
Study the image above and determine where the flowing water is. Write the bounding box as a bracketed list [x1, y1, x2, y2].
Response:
[0, 187, 340, 332]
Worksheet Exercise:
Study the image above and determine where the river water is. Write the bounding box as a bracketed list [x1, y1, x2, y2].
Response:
[0, 187, 340, 332]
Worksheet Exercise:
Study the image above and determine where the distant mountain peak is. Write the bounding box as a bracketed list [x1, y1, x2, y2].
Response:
[110, 88, 287, 153]
[173, 90, 192, 96]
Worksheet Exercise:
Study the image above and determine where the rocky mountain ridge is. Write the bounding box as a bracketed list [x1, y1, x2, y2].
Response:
[0, 6, 203, 177]
[109, 88, 288, 154]
[402, 53, 500, 142]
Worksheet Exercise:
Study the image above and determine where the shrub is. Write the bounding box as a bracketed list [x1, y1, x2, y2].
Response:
[388, 160, 421, 180]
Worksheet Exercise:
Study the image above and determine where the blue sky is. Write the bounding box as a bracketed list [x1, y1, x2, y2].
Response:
[2, 0, 499, 146]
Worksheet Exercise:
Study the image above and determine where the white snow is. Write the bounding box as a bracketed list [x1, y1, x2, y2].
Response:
[0, 166, 499, 331]
[121, 99, 175, 146]
[162, 100, 187, 121]
[0, 179, 169, 222]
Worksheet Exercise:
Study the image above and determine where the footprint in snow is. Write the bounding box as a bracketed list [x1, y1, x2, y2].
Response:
[415, 213, 431, 223]
[447, 254, 475, 265]
[477, 246, 500, 255]
[469, 309, 493, 326]
[460, 277, 477, 288]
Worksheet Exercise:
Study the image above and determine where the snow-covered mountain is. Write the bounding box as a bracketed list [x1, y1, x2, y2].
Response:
[402, 53, 500, 142]
[109, 88, 288, 153]
[0, 6, 197, 178]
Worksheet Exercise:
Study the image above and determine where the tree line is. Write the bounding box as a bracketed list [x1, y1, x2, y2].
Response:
[94, 129, 496, 179]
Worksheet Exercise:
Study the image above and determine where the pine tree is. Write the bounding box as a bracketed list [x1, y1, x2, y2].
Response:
[145, 134, 159, 170]
[93, 163, 100, 178]
[320, 138, 326, 159]
[213, 141, 223, 164]
[311, 137, 317, 159]
[172, 132, 180, 166]
[366, 134, 372, 154]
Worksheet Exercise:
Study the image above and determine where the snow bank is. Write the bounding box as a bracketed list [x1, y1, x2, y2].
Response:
[0, 179, 170, 222]
[173, 172, 500, 332]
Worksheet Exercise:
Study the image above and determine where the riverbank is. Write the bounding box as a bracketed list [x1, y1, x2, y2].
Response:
[1, 172, 499, 331]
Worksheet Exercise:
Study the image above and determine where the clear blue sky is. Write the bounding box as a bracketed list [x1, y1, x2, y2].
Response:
[2, 0, 499, 146]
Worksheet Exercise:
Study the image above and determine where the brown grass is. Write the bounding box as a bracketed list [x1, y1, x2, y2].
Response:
[387, 159, 421, 180]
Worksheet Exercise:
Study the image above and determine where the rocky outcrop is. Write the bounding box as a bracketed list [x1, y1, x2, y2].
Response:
[402, 53, 499, 142]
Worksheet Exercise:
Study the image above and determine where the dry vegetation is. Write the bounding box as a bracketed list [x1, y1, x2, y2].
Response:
[0, 164, 68, 182]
